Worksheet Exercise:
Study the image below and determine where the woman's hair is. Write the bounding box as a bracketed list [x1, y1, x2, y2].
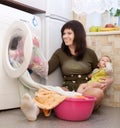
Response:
[61, 20, 87, 60]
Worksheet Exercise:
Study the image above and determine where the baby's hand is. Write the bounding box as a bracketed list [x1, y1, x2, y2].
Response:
[105, 62, 113, 74]
[77, 83, 91, 93]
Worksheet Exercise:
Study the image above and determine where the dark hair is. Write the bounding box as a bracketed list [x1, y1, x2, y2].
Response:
[61, 20, 87, 60]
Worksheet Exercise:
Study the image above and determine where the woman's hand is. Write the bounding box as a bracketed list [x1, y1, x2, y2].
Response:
[78, 76, 113, 93]
[99, 77, 113, 91]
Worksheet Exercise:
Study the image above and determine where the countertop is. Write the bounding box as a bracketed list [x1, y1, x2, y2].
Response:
[87, 30, 120, 36]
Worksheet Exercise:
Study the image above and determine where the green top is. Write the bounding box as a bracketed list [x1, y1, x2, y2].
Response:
[48, 48, 98, 91]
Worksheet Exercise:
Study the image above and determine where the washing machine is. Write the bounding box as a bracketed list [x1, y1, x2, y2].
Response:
[0, 4, 42, 110]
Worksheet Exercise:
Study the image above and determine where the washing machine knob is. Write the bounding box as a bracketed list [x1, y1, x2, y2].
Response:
[32, 16, 38, 27]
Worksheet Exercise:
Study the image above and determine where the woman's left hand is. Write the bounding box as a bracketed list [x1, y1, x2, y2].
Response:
[99, 77, 113, 91]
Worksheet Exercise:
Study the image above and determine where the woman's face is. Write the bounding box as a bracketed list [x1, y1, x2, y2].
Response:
[62, 28, 74, 47]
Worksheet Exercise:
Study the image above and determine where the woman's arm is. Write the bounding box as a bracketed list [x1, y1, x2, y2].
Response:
[48, 50, 60, 75]
[77, 76, 113, 93]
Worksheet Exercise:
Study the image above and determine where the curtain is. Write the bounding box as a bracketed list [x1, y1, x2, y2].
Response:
[72, 0, 120, 14]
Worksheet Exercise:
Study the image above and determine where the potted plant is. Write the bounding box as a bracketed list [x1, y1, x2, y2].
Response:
[114, 9, 120, 26]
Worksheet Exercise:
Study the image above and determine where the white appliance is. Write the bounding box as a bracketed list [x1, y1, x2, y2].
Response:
[14, 0, 72, 86]
[0, 0, 72, 110]
[37, 0, 72, 86]
[0, 4, 42, 110]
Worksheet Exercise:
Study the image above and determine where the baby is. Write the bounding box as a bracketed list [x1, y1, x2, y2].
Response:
[77, 55, 113, 93]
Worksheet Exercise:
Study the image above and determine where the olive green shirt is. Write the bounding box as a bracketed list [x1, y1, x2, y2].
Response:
[48, 48, 98, 91]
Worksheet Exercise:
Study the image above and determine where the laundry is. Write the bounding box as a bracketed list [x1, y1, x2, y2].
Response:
[33, 88, 66, 117]
[33, 88, 88, 117]
[28, 36, 48, 79]
[19, 70, 84, 117]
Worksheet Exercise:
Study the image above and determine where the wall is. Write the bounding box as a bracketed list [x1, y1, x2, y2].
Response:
[73, 12, 102, 32]
[15, 0, 46, 10]
[87, 32, 120, 107]
[15, 0, 72, 19]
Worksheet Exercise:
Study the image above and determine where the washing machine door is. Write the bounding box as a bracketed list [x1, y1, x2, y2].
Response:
[3, 21, 33, 78]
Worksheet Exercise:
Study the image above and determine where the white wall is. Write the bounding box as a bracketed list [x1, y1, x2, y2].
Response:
[16, 0, 46, 10]
[86, 12, 102, 29]
[16, 0, 72, 19]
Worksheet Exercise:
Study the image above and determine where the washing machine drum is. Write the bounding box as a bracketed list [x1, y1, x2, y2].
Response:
[3, 21, 33, 78]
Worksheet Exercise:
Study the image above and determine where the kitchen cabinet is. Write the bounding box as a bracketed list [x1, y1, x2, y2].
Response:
[87, 31, 120, 107]
[0, 0, 45, 14]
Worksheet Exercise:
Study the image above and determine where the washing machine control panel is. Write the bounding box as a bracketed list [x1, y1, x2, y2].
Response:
[32, 16, 38, 27]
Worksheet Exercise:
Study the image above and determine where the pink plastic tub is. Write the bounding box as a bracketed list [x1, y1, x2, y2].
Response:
[54, 96, 96, 121]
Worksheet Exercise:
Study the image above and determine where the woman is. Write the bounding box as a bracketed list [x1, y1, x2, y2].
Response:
[48, 20, 113, 109]
[21, 20, 113, 121]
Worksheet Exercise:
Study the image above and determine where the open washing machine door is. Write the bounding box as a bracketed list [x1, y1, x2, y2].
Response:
[3, 21, 33, 78]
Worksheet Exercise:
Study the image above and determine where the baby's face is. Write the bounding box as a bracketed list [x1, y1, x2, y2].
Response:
[98, 56, 111, 68]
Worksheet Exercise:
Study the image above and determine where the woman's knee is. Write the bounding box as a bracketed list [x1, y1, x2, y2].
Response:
[83, 88, 104, 110]
[92, 88, 104, 110]
[91, 88, 104, 99]
[82, 88, 104, 103]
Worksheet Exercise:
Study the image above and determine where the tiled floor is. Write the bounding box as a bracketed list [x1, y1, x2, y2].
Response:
[0, 106, 120, 128]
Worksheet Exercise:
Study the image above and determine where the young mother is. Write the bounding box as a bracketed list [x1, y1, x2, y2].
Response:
[21, 20, 113, 121]
[48, 20, 113, 110]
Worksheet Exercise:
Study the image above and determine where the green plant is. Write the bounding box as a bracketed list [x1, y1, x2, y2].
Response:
[109, 8, 114, 16]
[114, 9, 120, 16]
